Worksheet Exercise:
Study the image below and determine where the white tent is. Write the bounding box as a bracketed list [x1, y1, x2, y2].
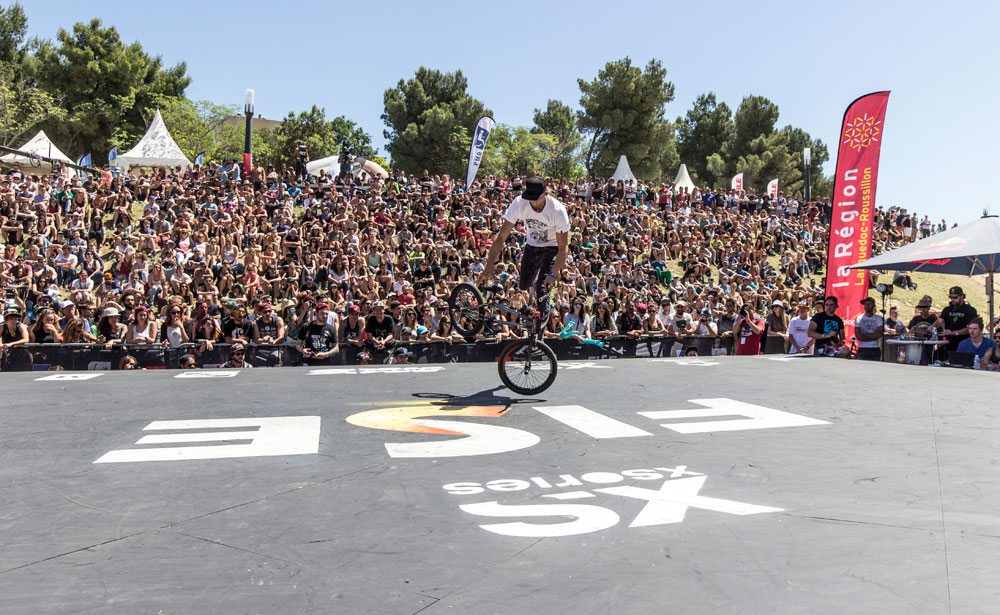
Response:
[117, 110, 191, 170]
[673, 163, 696, 193]
[1, 130, 76, 176]
[306, 155, 339, 177]
[307, 154, 389, 180]
[610, 155, 636, 182]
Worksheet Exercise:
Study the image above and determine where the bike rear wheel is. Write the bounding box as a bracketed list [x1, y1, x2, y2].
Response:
[448, 283, 487, 337]
[498, 338, 558, 395]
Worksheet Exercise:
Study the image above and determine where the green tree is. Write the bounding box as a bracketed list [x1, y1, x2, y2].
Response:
[382, 67, 490, 177]
[158, 98, 237, 160]
[330, 115, 376, 159]
[480, 125, 558, 178]
[532, 99, 581, 178]
[272, 105, 375, 166]
[577, 57, 678, 179]
[29, 19, 190, 156]
[0, 61, 63, 148]
[0, 2, 64, 148]
[0, 1, 27, 67]
[213, 123, 279, 166]
[731, 95, 779, 162]
[676, 93, 734, 187]
[779, 125, 832, 198]
[274, 105, 340, 165]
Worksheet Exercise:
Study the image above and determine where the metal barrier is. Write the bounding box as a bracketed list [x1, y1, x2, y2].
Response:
[0, 336, 742, 371]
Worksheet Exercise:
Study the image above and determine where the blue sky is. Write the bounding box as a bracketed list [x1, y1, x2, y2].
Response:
[21, 0, 1000, 222]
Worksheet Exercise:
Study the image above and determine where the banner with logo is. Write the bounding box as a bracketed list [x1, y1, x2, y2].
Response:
[825, 91, 890, 329]
[75, 153, 92, 178]
[731, 173, 743, 191]
[767, 178, 779, 199]
[194, 151, 205, 167]
[465, 116, 495, 189]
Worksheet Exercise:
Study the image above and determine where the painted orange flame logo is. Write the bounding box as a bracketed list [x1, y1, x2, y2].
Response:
[842, 113, 882, 151]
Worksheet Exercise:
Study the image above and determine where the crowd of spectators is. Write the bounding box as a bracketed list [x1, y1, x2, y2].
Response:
[0, 158, 968, 369]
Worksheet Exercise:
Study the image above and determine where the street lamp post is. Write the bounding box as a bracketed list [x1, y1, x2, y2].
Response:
[243, 88, 254, 177]
[803, 147, 812, 203]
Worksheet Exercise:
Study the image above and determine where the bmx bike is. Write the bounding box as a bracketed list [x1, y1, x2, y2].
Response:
[447, 282, 557, 395]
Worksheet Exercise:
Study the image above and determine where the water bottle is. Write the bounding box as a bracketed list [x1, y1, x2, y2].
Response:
[930, 328, 938, 341]
[974, 354, 981, 371]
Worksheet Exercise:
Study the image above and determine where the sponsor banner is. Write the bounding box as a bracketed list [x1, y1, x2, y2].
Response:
[767, 178, 779, 199]
[731, 173, 743, 191]
[107, 146, 117, 166]
[194, 151, 205, 166]
[465, 116, 495, 188]
[825, 91, 890, 328]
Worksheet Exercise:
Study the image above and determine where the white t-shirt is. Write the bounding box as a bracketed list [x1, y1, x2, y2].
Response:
[788, 315, 813, 354]
[854, 313, 884, 348]
[503, 195, 570, 248]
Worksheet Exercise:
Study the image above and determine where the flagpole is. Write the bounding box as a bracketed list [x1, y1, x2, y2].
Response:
[244, 88, 254, 177]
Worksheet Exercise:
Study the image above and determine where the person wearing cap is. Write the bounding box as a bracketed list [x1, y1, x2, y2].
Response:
[0, 306, 29, 368]
[222, 343, 252, 369]
[787, 301, 814, 354]
[251, 302, 285, 345]
[296, 301, 339, 365]
[339, 304, 367, 356]
[390, 346, 412, 364]
[97, 306, 127, 346]
[854, 296, 884, 361]
[908, 295, 936, 338]
[478, 176, 570, 304]
[933, 285, 978, 354]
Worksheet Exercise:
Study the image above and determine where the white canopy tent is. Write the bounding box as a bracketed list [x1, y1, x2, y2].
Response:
[1, 130, 76, 176]
[673, 163, 696, 193]
[307, 154, 389, 180]
[117, 110, 191, 170]
[610, 155, 636, 182]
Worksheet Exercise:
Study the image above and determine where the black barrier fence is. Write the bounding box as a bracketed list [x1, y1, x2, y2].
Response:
[0, 335, 750, 371]
[0, 335, 915, 371]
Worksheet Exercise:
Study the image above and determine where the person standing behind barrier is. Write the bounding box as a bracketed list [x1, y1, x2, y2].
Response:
[159, 305, 189, 348]
[933, 286, 978, 355]
[787, 302, 814, 354]
[252, 302, 285, 345]
[296, 302, 338, 365]
[764, 300, 789, 354]
[809, 296, 846, 357]
[854, 297, 884, 361]
[1, 306, 29, 369]
[126, 305, 158, 345]
[733, 305, 764, 355]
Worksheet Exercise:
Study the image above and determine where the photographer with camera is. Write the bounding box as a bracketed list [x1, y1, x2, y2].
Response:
[734, 304, 764, 355]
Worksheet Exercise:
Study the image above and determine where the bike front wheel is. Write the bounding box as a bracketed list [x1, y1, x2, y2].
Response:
[448, 282, 487, 337]
[497, 339, 558, 395]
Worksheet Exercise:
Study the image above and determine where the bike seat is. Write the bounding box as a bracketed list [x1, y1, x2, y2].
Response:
[483, 284, 505, 295]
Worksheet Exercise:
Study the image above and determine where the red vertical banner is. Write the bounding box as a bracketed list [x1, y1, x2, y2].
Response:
[825, 91, 890, 327]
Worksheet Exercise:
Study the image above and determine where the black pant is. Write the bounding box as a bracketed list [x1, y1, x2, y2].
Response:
[518, 245, 558, 298]
[858, 347, 882, 361]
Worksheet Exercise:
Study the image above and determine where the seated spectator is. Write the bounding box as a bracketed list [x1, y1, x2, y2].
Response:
[97, 307, 127, 346]
[126, 305, 159, 344]
[252, 302, 285, 345]
[956, 318, 994, 363]
[297, 302, 338, 364]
